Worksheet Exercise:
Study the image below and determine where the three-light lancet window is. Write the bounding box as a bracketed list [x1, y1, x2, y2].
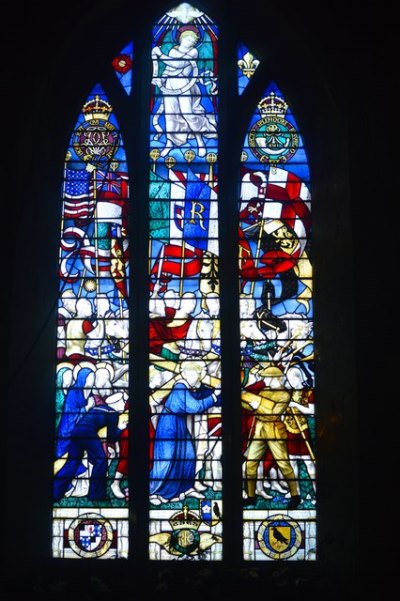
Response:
[52, 2, 316, 562]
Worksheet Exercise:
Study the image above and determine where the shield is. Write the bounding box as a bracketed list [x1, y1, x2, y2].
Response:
[201, 499, 222, 526]
[268, 524, 291, 552]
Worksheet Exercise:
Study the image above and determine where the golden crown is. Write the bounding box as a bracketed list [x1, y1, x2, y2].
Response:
[82, 95, 113, 121]
[169, 505, 201, 531]
[258, 91, 288, 117]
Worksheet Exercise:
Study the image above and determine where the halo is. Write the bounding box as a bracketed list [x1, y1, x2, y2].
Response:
[96, 361, 115, 380]
[56, 361, 74, 374]
[72, 361, 97, 382]
[176, 24, 202, 42]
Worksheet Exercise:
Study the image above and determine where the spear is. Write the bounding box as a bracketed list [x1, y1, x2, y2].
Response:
[250, 219, 263, 296]
[282, 346, 316, 463]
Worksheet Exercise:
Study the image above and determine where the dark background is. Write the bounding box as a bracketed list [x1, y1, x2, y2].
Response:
[4, 0, 393, 598]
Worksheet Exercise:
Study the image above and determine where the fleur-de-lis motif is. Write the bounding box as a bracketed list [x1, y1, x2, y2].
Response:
[238, 51, 260, 79]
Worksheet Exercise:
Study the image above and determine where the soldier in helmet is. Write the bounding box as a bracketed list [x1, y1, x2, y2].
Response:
[241, 364, 301, 509]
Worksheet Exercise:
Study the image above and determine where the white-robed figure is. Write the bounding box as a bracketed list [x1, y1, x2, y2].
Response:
[151, 24, 217, 157]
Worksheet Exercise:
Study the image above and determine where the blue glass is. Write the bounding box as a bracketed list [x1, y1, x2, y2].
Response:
[112, 42, 134, 95]
[53, 85, 130, 559]
[238, 43, 260, 95]
[148, 3, 222, 561]
[239, 82, 316, 561]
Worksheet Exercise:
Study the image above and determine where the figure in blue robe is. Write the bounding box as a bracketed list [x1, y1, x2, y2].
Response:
[149, 380, 217, 500]
[54, 404, 123, 501]
[56, 366, 94, 459]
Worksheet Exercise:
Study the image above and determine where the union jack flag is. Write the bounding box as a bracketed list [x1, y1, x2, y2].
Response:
[95, 170, 129, 199]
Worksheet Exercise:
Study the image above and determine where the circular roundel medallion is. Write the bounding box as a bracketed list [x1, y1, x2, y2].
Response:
[170, 527, 200, 556]
[68, 513, 114, 558]
[73, 119, 120, 165]
[257, 514, 302, 560]
[248, 116, 299, 165]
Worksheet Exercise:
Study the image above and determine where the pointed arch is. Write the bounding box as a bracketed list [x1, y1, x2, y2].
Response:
[239, 82, 316, 560]
[147, 3, 223, 560]
[52, 84, 130, 559]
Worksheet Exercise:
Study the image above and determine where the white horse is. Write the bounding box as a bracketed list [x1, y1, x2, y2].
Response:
[84, 316, 129, 360]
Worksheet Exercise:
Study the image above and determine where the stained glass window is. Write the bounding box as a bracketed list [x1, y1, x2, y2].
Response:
[112, 42, 134, 95]
[53, 84, 130, 559]
[148, 3, 222, 560]
[239, 82, 315, 560]
[51, 4, 316, 564]
[237, 43, 260, 95]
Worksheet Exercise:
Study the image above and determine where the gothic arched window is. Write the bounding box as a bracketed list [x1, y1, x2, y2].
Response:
[51, 2, 318, 563]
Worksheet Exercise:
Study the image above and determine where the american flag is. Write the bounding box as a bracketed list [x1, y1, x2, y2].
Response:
[64, 168, 93, 199]
[63, 168, 95, 220]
